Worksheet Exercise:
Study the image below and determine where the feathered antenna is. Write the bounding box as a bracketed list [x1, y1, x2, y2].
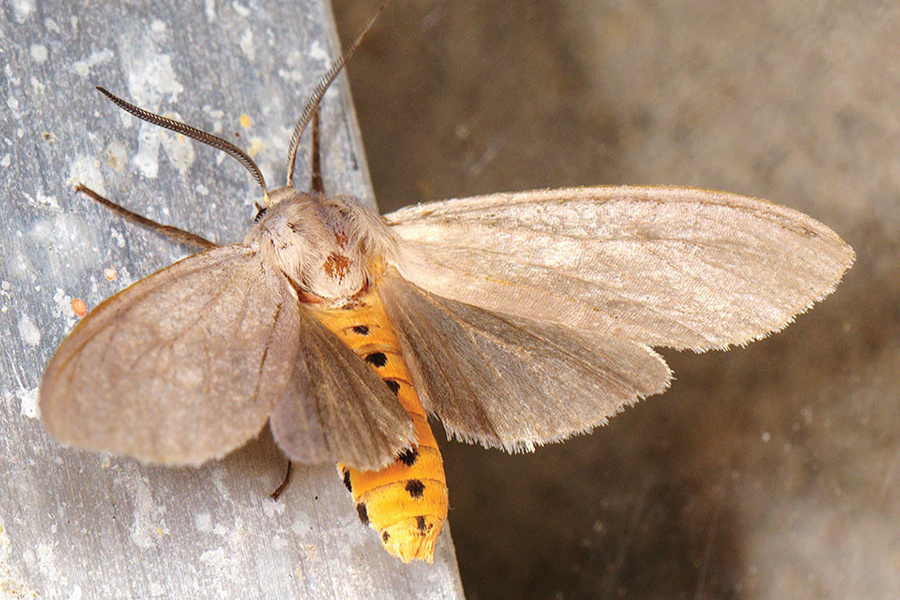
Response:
[94, 86, 269, 202]
[284, 3, 386, 190]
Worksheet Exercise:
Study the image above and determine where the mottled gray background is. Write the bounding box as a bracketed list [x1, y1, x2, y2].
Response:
[334, 1, 898, 599]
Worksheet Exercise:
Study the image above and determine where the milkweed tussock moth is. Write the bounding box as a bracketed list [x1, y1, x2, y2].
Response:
[40, 8, 853, 563]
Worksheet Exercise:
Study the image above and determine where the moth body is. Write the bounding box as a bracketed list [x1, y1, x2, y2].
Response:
[252, 188, 449, 561]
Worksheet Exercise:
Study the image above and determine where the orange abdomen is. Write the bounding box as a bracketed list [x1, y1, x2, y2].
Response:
[307, 287, 448, 563]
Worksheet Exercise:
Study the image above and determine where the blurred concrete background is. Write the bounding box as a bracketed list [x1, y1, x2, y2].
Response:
[333, 1, 898, 599]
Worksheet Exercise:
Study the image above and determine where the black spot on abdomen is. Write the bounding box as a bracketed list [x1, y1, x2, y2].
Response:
[352, 325, 369, 335]
[356, 503, 369, 525]
[342, 469, 352, 493]
[385, 380, 401, 395]
[405, 479, 425, 499]
[416, 516, 427, 532]
[397, 447, 418, 467]
[365, 352, 387, 367]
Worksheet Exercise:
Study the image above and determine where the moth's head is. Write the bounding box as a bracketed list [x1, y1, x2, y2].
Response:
[248, 188, 391, 302]
[262, 186, 303, 210]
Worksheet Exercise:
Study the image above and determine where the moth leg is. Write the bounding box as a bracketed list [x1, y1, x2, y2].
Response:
[310, 109, 324, 194]
[269, 460, 294, 501]
[74, 183, 216, 250]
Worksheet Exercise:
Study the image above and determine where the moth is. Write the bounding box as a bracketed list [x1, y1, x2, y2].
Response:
[40, 21, 854, 564]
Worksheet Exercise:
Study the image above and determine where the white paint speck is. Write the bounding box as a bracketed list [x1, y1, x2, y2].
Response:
[117, 41, 185, 179]
[205, 0, 216, 22]
[1, 154, 10, 168]
[195, 512, 212, 533]
[28, 216, 66, 244]
[68, 584, 83, 600]
[150, 19, 166, 33]
[45, 17, 60, 32]
[761, 431, 771, 442]
[18, 386, 40, 419]
[36, 542, 57, 581]
[291, 514, 311, 536]
[35, 190, 59, 210]
[18, 313, 41, 346]
[123, 47, 183, 108]
[262, 497, 285, 518]
[52, 288, 74, 321]
[71, 49, 114, 79]
[11, 0, 35, 22]
[204, 107, 225, 120]
[30, 44, 48, 64]
[134, 123, 161, 179]
[278, 51, 306, 84]
[111, 228, 127, 249]
[30, 76, 46, 95]
[104, 140, 128, 173]
[308, 40, 329, 62]
[239, 28, 254, 60]
[7, 97, 20, 112]
[5, 63, 21, 86]
[67, 155, 106, 194]
[160, 130, 197, 176]
[199, 547, 226, 570]
[231, 2, 250, 17]
[210, 464, 232, 501]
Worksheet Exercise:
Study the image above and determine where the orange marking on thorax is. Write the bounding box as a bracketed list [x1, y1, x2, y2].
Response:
[306, 287, 448, 563]
[323, 253, 352, 279]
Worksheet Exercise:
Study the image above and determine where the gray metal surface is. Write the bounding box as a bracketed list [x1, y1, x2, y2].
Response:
[0, 1, 464, 598]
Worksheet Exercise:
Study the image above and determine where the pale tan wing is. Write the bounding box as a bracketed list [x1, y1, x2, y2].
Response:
[384, 186, 854, 351]
[379, 272, 671, 451]
[40, 245, 302, 465]
[269, 310, 415, 471]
